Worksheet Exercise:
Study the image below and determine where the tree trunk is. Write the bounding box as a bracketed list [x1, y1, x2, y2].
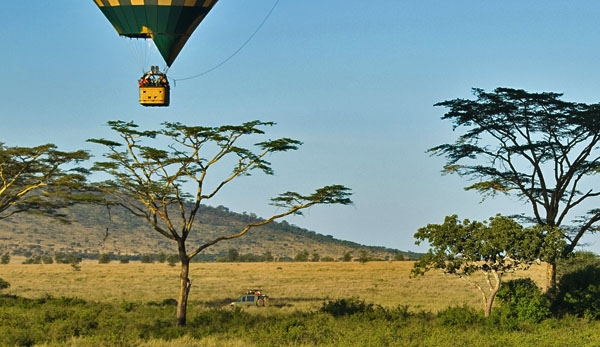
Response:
[484, 288, 499, 318]
[546, 261, 557, 297]
[483, 271, 501, 318]
[176, 254, 191, 327]
[467, 270, 501, 318]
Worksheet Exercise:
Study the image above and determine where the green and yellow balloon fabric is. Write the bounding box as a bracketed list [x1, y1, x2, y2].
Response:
[93, 0, 219, 66]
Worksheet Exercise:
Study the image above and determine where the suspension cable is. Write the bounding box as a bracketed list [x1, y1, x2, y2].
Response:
[169, 0, 280, 84]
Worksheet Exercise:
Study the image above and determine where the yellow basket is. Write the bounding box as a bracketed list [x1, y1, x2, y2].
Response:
[139, 86, 170, 107]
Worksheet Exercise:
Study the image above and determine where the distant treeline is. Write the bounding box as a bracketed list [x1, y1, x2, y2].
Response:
[2, 247, 419, 265]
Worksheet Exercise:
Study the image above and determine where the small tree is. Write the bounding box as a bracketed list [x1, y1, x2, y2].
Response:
[88, 120, 352, 326]
[140, 254, 154, 263]
[98, 253, 112, 264]
[342, 252, 352, 262]
[412, 214, 560, 317]
[0, 254, 10, 264]
[166, 254, 178, 267]
[311, 252, 320, 262]
[41, 255, 54, 264]
[0, 278, 9, 291]
[358, 249, 370, 264]
[294, 250, 310, 262]
[226, 248, 240, 262]
[262, 250, 274, 262]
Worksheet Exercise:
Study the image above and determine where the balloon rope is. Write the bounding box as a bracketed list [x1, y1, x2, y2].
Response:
[170, 0, 280, 83]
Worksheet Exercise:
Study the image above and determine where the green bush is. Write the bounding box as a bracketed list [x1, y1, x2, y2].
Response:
[0, 278, 9, 290]
[22, 256, 42, 264]
[166, 254, 179, 266]
[320, 297, 374, 317]
[1, 253, 10, 264]
[554, 264, 600, 319]
[98, 253, 112, 264]
[54, 252, 82, 264]
[494, 278, 550, 329]
[436, 305, 483, 327]
[42, 255, 54, 264]
[294, 250, 309, 262]
[556, 251, 600, 279]
[140, 254, 154, 263]
[3, 293, 600, 345]
[551, 252, 600, 319]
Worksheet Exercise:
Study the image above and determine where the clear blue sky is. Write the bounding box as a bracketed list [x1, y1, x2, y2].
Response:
[3, 1, 600, 253]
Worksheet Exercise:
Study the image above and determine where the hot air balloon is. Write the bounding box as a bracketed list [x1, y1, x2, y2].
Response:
[93, 0, 219, 106]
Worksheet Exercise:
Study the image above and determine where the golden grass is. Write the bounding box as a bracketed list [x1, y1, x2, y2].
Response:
[0, 259, 548, 313]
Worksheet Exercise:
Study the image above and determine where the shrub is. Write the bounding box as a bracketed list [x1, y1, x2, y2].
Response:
[54, 252, 82, 265]
[311, 252, 320, 262]
[0, 278, 9, 291]
[294, 250, 309, 262]
[495, 278, 550, 327]
[166, 254, 179, 267]
[42, 255, 54, 264]
[320, 297, 374, 317]
[358, 249, 370, 264]
[437, 305, 483, 327]
[556, 251, 600, 279]
[23, 256, 42, 264]
[0, 253, 10, 264]
[140, 254, 154, 263]
[554, 262, 600, 319]
[98, 253, 112, 264]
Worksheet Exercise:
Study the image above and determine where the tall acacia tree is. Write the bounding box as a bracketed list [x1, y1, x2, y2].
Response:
[0, 142, 90, 220]
[88, 120, 352, 326]
[431, 87, 600, 290]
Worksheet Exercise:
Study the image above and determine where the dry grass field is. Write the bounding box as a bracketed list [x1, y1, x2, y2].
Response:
[0, 259, 548, 313]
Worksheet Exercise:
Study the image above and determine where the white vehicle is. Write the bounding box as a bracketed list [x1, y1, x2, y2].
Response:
[230, 290, 269, 307]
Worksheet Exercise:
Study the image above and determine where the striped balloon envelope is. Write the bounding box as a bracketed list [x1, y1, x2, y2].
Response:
[93, 0, 219, 67]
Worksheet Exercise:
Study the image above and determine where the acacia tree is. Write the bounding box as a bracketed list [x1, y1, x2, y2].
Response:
[412, 214, 561, 317]
[431, 87, 600, 290]
[0, 142, 90, 220]
[88, 120, 352, 326]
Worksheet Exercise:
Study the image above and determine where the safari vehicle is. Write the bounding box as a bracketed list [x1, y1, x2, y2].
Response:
[230, 290, 269, 307]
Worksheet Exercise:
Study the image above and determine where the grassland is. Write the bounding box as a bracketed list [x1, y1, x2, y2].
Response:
[0, 259, 547, 312]
[4, 259, 599, 347]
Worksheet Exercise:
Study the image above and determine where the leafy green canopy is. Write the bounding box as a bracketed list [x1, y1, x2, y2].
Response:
[432, 88, 600, 256]
[0, 142, 89, 220]
[413, 215, 562, 277]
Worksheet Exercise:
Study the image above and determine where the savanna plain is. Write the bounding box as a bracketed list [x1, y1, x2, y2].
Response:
[1, 260, 600, 346]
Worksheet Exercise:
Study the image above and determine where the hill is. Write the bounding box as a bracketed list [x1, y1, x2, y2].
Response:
[0, 204, 419, 262]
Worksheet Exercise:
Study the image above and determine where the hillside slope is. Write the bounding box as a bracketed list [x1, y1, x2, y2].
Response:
[0, 204, 419, 261]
